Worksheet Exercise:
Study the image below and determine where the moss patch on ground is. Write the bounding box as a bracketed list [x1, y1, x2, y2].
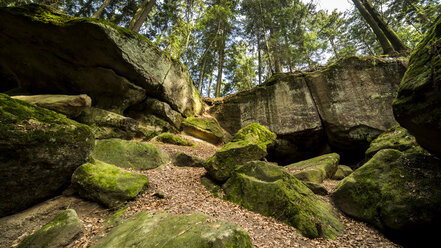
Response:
[156, 133, 195, 147]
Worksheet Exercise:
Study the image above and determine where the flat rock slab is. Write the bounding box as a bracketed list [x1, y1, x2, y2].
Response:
[72, 161, 149, 208]
[92, 211, 253, 248]
[182, 116, 225, 144]
[92, 138, 169, 170]
[286, 153, 340, 184]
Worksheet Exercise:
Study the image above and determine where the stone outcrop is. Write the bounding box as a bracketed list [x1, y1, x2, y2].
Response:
[0, 4, 202, 117]
[285, 153, 340, 184]
[210, 57, 406, 163]
[182, 116, 225, 144]
[172, 152, 204, 167]
[332, 149, 441, 245]
[204, 123, 276, 182]
[17, 209, 82, 248]
[11, 94, 91, 118]
[92, 139, 169, 170]
[331, 165, 353, 180]
[72, 161, 149, 208]
[0, 94, 94, 217]
[92, 211, 253, 248]
[223, 161, 343, 239]
[392, 17, 441, 158]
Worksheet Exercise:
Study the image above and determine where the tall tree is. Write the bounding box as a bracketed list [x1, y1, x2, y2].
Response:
[92, 0, 112, 18]
[128, 0, 156, 32]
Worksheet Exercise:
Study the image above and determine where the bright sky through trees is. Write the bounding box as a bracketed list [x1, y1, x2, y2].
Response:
[315, 0, 353, 12]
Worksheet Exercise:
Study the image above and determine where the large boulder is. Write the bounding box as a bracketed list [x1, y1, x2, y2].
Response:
[71, 161, 149, 208]
[92, 139, 169, 170]
[210, 57, 405, 163]
[365, 125, 418, 159]
[0, 4, 203, 116]
[332, 149, 441, 244]
[172, 152, 204, 167]
[11, 94, 91, 118]
[392, 17, 441, 158]
[223, 161, 343, 239]
[182, 116, 225, 144]
[92, 211, 253, 248]
[17, 209, 82, 248]
[204, 123, 276, 182]
[0, 93, 94, 217]
[77, 107, 161, 140]
[285, 153, 340, 184]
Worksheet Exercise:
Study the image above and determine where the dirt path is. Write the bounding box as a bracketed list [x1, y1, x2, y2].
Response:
[2, 137, 402, 248]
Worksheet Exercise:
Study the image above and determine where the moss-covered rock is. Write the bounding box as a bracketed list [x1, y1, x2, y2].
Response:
[72, 161, 149, 208]
[17, 209, 82, 248]
[0, 4, 203, 116]
[77, 107, 161, 140]
[156, 133, 195, 147]
[182, 116, 225, 144]
[303, 182, 329, 195]
[286, 153, 340, 184]
[172, 152, 204, 167]
[365, 125, 418, 159]
[201, 175, 223, 198]
[0, 93, 94, 217]
[332, 149, 441, 243]
[223, 161, 343, 239]
[11, 94, 91, 118]
[392, 18, 441, 158]
[204, 123, 276, 182]
[92, 211, 253, 248]
[92, 139, 169, 170]
[331, 165, 353, 180]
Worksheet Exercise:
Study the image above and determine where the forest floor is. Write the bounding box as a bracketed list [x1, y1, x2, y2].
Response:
[2, 135, 402, 248]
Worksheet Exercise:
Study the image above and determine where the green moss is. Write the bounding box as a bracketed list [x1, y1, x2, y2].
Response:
[223, 161, 343, 239]
[72, 161, 149, 208]
[183, 117, 224, 139]
[156, 133, 195, 147]
[286, 153, 340, 184]
[92, 139, 169, 170]
[365, 125, 418, 158]
[232, 123, 277, 150]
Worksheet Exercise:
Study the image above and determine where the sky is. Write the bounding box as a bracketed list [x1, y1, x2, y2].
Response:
[315, 0, 353, 12]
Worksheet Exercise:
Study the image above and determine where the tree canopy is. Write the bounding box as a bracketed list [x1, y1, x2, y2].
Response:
[1, 0, 439, 97]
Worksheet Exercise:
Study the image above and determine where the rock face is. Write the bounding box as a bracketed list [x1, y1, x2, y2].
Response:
[11, 94, 91, 118]
[332, 149, 441, 244]
[286, 153, 340, 184]
[210, 57, 406, 163]
[92, 139, 169, 170]
[71, 161, 149, 208]
[182, 116, 225, 144]
[0, 4, 202, 117]
[204, 123, 276, 182]
[0, 94, 94, 217]
[223, 161, 343, 239]
[77, 107, 161, 140]
[392, 18, 441, 158]
[17, 209, 82, 248]
[331, 165, 353, 180]
[92, 211, 253, 248]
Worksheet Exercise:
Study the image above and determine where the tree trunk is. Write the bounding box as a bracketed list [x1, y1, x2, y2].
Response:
[128, 0, 156, 32]
[207, 66, 215, 98]
[257, 27, 262, 85]
[352, 0, 395, 54]
[92, 0, 112, 18]
[361, 0, 409, 52]
[258, 0, 273, 74]
[215, 30, 226, 98]
[329, 38, 339, 59]
[75, 0, 94, 17]
[197, 22, 221, 92]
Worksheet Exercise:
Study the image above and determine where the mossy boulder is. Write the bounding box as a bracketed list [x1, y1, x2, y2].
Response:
[303, 182, 329, 195]
[17, 209, 82, 248]
[92, 211, 253, 248]
[71, 161, 149, 208]
[331, 165, 353, 180]
[156, 133, 195, 147]
[0, 4, 202, 116]
[11, 94, 91, 118]
[392, 18, 441, 158]
[223, 161, 343, 239]
[204, 123, 277, 182]
[182, 116, 225, 144]
[77, 107, 161, 140]
[365, 125, 418, 159]
[172, 152, 204, 167]
[332, 149, 441, 243]
[92, 139, 169, 170]
[0, 93, 94, 217]
[286, 153, 340, 184]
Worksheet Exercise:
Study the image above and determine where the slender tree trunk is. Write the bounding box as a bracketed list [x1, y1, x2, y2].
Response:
[257, 27, 262, 85]
[215, 30, 226, 98]
[92, 0, 112, 18]
[361, 0, 409, 52]
[330, 38, 339, 59]
[258, 0, 273, 74]
[197, 22, 220, 92]
[207, 66, 215, 98]
[75, 0, 94, 17]
[352, 0, 395, 54]
[128, 0, 156, 32]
